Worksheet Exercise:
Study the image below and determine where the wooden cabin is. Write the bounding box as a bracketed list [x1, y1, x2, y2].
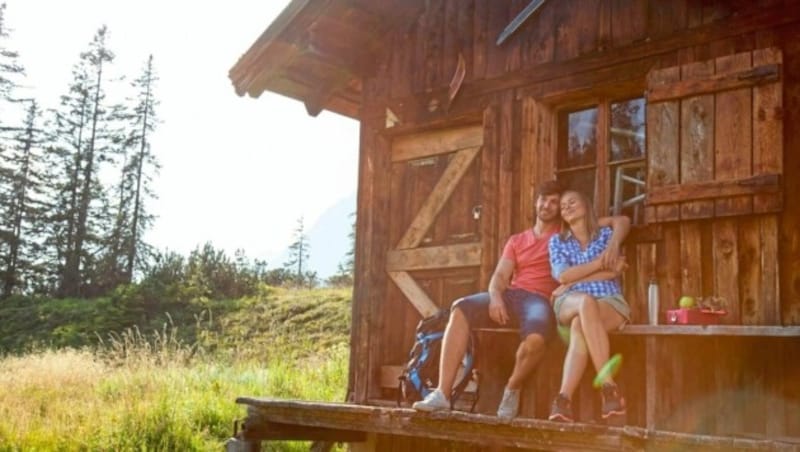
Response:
[227, 1, 800, 450]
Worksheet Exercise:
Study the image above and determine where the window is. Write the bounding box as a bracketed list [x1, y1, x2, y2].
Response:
[556, 97, 646, 223]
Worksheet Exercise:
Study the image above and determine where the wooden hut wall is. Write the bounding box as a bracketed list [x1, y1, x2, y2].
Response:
[350, 0, 800, 443]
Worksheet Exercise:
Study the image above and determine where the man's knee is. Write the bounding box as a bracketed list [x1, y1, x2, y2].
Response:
[517, 333, 546, 358]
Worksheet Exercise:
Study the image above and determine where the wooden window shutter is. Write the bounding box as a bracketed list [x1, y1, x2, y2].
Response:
[645, 48, 783, 222]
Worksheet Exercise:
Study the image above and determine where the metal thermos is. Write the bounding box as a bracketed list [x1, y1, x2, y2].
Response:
[648, 278, 659, 325]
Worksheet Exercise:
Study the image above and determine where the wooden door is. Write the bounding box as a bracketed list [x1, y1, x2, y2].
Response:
[383, 125, 484, 364]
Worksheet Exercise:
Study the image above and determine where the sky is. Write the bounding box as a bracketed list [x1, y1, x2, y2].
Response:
[3, 0, 360, 277]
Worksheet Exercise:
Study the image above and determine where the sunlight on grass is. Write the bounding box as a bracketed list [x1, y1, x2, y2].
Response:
[0, 331, 349, 451]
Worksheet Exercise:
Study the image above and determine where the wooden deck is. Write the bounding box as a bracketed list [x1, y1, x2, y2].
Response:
[233, 398, 800, 451]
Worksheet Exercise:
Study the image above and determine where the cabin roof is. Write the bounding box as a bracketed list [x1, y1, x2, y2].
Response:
[228, 0, 423, 119]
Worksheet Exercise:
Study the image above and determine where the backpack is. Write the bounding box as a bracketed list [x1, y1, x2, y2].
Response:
[398, 309, 479, 411]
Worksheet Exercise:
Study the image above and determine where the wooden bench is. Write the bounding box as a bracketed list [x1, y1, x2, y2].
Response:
[379, 324, 800, 433]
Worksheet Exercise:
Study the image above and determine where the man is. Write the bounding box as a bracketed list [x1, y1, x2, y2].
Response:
[412, 180, 630, 418]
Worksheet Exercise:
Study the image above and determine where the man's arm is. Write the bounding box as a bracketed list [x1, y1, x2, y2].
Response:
[597, 215, 631, 269]
[487, 257, 514, 325]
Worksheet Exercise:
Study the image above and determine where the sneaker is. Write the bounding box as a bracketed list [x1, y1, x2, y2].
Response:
[601, 383, 626, 419]
[496, 388, 520, 419]
[412, 389, 451, 412]
[548, 394, 574, 422]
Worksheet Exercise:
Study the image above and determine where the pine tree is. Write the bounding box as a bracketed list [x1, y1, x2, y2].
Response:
[0, 3, 24, 111]
[99, 54, 160, 289]
[327, 211, 356, 287]
[0, 4, 40, 297]
[0, 100, 48, 297]
[283, 216, 314, 286]
[48, 26, 123, 297]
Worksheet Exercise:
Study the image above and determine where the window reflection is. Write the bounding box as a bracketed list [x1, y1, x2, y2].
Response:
[610, 98, 645, 162]
[560, 107, 598, 168]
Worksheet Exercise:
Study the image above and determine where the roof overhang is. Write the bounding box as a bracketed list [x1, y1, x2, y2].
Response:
[229, 0, 423, 119]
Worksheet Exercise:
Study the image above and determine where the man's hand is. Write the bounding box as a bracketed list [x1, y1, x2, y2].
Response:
[488, 294, 509, 325]
[600, 242, 621, 270]
[613, 255, 629, 275]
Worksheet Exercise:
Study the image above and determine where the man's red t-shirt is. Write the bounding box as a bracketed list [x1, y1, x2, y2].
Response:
[501, 227, 559, 298]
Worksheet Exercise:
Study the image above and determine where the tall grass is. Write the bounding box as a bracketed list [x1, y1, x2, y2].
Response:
[0, 318, 349, 451]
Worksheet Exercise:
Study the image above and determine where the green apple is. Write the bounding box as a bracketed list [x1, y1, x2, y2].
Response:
[679, 295, 696, 309]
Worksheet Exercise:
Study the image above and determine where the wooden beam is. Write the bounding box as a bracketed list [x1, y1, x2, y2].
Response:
[387, 271, 439, 318]
[392, 126, 482, 162]
[386, 243, 481, 272]
[241, 421, 367, 443]
[395, 146, 481, 249]
[236, 398, 798, 451]
[648, 63, 780, 103]
[646, 174, 781, 205]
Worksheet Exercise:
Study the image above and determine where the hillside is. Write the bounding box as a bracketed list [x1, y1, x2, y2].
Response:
[0, 287, 353, 358]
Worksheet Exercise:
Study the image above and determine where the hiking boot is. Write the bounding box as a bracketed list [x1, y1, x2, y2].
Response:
[496, 388, 520, 419]
[412, 389, 451, 412]
[548, 394, 574, 423]
[601, 382, 627, 421]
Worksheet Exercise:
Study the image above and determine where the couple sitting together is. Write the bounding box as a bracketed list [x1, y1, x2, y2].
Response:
[412, 180, 631, 423]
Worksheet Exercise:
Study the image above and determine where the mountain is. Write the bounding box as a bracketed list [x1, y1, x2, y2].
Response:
[302, 192, 356, 280]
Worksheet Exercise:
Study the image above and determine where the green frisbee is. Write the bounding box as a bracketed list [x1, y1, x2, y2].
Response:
[593, 353, 623, 388]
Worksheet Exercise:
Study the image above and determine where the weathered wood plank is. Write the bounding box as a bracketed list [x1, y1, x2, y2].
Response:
[680, 222, 703, 299]
[485, 1, 508, 78]
[392, 126, 483, 162]
[649, 63, 779, 103]
[387, 271, 439, 318]
[714, 51, 753, 216]
[442, 0, 460, 92]
[679, 59, 715, 220]
[752, 48, 784, 213]
[521, 0, 554, 68]
[519, 98, 536, 228]
[480, 105, 498, 289]
[236, 399, 799, 451]
[611, 0, 647, 47]
[534, 100, 556, 186]
[738, 216, 764, 325]
[386, 243, 481, 272]
[659, 223, 682, 314]
[472, 0, 488, 81]
[647, 0, 687, 39]
[396, 147, 481, 249]
[646, 174, 781, 205]
[712, 219, 740, 324]
[646, 66, 681, 222]
[781, 31, 800, 326]
[497, 92, 514, 244]
[760, 215, 780, 325]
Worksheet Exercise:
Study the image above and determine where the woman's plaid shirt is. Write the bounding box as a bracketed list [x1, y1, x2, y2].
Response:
[548, 226, 622, 298]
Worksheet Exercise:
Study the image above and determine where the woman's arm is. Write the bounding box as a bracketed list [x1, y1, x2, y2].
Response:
[554, 256, 604, 284]
[551, 228, 626, 284]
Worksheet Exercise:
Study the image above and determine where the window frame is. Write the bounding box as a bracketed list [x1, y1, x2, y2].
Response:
[554, 94, 647, 223]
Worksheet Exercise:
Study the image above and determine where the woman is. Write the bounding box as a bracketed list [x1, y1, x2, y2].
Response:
[547, 190, 630, 423]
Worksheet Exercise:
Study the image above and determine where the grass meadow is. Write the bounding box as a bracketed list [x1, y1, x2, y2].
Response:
[0, 287, 351, 451]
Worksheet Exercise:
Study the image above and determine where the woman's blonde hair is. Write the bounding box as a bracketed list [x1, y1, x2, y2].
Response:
[559, 190, 600, 241]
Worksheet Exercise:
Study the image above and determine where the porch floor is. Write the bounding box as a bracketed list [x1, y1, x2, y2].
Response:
[234, 398, 800, 451]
